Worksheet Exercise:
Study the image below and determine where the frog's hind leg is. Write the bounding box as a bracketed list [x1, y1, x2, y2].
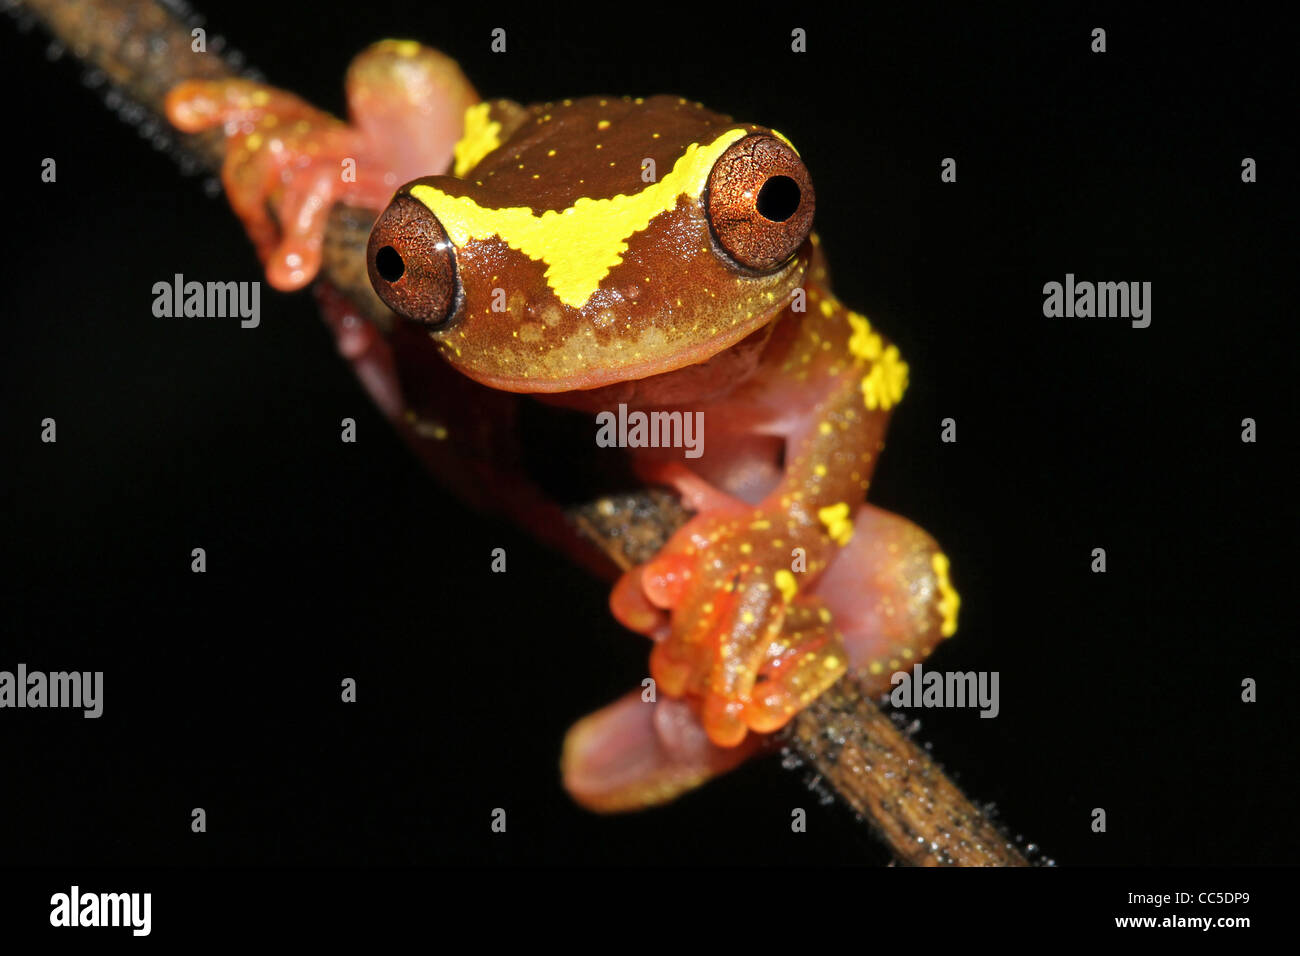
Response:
[810, 503, 962, 695]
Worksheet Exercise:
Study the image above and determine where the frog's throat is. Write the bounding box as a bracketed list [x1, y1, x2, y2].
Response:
[408, 129, 749, 310]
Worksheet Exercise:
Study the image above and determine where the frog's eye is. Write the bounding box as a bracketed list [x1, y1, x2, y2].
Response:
[366, 194, 460, 329]
[706, 133, 815, 272]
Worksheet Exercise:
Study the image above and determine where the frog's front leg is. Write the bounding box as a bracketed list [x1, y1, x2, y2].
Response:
[164, 40, 479, 290]
[646, 287, 919, 745]
[564, 283, 958, 810]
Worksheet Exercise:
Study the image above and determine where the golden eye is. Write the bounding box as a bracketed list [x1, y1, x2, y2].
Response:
[705, 133, 815, 272]
[366, 192, 460, 329]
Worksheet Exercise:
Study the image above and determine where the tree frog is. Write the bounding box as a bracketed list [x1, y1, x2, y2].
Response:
[166, 40, 961, 812]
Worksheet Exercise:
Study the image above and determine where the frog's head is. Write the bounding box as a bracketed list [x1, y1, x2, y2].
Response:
[366, 95, 814, 392]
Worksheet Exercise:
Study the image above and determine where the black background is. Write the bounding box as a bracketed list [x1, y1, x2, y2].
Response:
[0, 3, 1294, 868]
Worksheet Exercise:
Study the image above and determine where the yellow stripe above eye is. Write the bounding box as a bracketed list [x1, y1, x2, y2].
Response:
[410, 128, 749, 309]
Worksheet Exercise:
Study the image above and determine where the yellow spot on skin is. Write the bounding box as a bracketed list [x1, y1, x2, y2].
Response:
[251, 90, 270, 106]
[452, 102, 502, 178]
[814, 464, 827, 477]
[869, 660, 884, 675]
[410, 129, 749, 308]
[817, 502, 854, 546]
[739, 542, 753, 554]
[380, 39, 422, 57]
[774, 570, 798, 603]
[245, 133, 263, 151]
[818, 421, 832, 436]
[741, 611, 756, 624]
[847, 312, 883, 361]
[817, 607, 831, 624]
[597, 119, 611, 130]
[547, 149, 556, 157]
[861, 345, 909, 411]
[749, 519, 771, 530]
[932, 552, 961, 637]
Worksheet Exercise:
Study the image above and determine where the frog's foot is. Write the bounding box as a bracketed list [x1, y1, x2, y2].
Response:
[166, 79, 373, 289]
[165, 42, 477, 291]
[562, 692, 762, 813]
[579, 501, 962, 811]
[637, 522, 846, 747]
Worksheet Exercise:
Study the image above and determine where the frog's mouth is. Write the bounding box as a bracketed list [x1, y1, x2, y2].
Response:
[433, 254, 809, 396]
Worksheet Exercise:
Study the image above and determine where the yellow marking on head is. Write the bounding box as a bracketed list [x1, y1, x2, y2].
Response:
[411, 129, 749, 308]
[861, 344, 909, 411]
[932, 552, 961, 637]
[817, 502, 854, 546]
[769, 127, 800, 155]
[774, 570, 798, 603]
[869, 660, 883, 675]
[453, 102, 503, 178]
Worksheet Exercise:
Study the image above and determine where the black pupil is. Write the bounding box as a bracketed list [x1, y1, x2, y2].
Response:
[376, 245, 405, 282]
[757, 176, 801, 222]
